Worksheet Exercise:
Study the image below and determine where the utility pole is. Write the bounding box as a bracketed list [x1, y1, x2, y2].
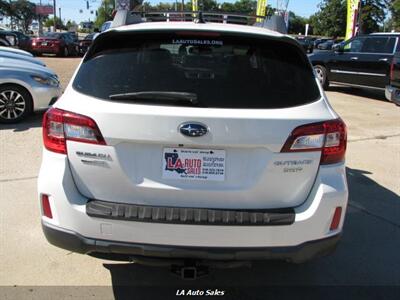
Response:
[38, 0, 43, 35]
[59, 7, 61, 24]
[53, 0, 56, 32]
[357, 0, 363, 35]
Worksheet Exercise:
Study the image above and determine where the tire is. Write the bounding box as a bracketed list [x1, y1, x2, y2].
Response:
[0, 84, 33, 123]
[59, 47, 68, 57]
[314, 65, 329, 90]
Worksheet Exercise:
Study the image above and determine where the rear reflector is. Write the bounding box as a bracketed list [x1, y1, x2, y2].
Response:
[41, 194, 53, 219]
[281, 119, 347, 165]
[43, 108, 106, 154]
[330, 207, 342, 231]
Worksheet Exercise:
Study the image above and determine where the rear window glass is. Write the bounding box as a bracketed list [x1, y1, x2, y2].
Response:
[73, 32, 320, 109]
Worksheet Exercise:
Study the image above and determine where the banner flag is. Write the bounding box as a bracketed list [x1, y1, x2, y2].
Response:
[192, 0, 198, 12]
[256, 0, 267, 23]
[345, 0, 361, 40]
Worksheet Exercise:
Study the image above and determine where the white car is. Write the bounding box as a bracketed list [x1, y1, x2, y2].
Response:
[38, 21, 348, 268]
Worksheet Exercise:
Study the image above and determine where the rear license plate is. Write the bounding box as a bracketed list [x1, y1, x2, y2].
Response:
[162, 148, 225, 181]
[41, 42, 48, 46]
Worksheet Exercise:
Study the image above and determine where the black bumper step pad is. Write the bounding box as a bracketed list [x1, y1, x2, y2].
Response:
[86, 200, 295, 226]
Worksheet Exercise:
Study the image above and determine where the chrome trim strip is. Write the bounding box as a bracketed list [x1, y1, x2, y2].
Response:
[331, 69, 386, 77]
[393, 37, 399, 54]
[330, 81, 385, 91]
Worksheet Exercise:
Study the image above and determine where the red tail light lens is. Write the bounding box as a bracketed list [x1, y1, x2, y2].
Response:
[41, 194, 53, 219]
[43, 108, 106, 154]
[281, 119, 347, 165]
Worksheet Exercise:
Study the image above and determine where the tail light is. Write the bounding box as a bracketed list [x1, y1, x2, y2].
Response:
[281, 119, 347, 165]
[43, 107, 106, 154]
[390, 59, 395, 81]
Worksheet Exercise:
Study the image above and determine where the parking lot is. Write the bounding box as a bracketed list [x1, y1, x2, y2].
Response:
[0, 57, 399, 299]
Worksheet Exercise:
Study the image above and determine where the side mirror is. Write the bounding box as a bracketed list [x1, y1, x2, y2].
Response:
[332, 43, 344, 52]
[5, 34, 17, 46]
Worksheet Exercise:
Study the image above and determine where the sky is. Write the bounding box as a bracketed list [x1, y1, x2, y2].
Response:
[27, 0, 320, 24]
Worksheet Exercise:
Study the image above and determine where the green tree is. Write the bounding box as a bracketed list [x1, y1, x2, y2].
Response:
[359, 0, 386, 34]
[65, 20, 78, 31]
[288, 11, 307, 34]
[0, 1, 12, 16]
[233, 0, 257, 13]
[309, 0, 347, 37]
[3, 0, 37, 32]
[44, 17, 64, 29]
[389, 0, 400, 31]
[94, 0, 115, 29]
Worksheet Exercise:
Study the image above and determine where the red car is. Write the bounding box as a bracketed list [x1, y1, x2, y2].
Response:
[31, 32, 77, 57]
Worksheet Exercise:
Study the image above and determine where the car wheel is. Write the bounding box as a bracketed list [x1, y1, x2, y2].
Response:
[314, 65, 329, 89]
[0, 84, 33, 123]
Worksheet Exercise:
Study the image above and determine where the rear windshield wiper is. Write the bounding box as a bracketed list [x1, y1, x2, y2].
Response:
[109, 91, 199, 106]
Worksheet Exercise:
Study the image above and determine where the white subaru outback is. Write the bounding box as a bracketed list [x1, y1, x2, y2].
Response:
[38, 21, 348, 264]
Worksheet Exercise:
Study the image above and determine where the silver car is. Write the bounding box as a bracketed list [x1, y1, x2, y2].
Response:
[0, 57, 61, 123]
[0, 50, 46, 66]
[0, 46, 33, 57]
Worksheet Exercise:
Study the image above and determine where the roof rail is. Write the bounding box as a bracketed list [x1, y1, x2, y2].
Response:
[111, 10, 267, 28]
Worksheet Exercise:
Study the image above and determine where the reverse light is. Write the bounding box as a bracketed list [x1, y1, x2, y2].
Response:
[281, 119, 347, 165]
[41, 194, 53, 219]
[330, 207, 342, 231]
[43, 108, 106, 154]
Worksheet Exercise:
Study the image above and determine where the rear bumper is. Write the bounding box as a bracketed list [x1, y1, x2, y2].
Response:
[38, 150, 348, 252]
[385, 85, 400, 105]
[31, 84, 62, 111]
[42, 221, 341, 263]
[32, 47, 60, 54]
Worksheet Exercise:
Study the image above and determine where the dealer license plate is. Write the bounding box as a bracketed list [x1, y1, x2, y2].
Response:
[162, 148, 225, 181]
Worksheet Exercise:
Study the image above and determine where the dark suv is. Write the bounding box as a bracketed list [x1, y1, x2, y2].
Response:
[385, 51, 400, 106]
[310, 33, 399, 90]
